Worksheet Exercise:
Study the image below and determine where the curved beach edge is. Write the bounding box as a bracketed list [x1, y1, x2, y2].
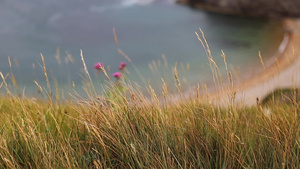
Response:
[213, 18, 300, 106]
[180, 18, 300, 106]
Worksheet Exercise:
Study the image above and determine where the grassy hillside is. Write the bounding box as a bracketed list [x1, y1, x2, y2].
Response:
[0, 83, 299, 168]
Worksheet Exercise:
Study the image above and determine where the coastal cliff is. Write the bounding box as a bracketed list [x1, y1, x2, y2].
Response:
[178, 0, 300, 17]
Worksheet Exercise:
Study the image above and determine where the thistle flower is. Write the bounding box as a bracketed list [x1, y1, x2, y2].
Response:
[120, 62, 127, 67]
[119, 62, 127, 70]
[94, 62, 104, 70]
[113, 72, 121, 79]
[118, 65, 124, 70]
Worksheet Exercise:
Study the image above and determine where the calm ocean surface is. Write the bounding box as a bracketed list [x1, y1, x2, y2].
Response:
[0, 0, 283, 98]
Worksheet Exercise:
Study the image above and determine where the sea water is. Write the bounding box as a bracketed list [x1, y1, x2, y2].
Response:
[0, 0, 283, 98]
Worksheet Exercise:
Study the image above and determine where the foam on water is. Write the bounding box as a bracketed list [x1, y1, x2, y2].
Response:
[121, 0, 155, 6]
[90, 0, 158, 13]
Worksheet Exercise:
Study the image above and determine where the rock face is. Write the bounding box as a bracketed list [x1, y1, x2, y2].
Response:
[181, 0, 300, 17]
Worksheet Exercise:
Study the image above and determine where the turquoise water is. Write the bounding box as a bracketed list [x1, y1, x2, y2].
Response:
[0, 0, 283, 98]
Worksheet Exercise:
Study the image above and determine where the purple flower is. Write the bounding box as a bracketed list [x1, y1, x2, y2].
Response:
[113, 72, 121, 79]
[120, 62, 127, 68]
[94, 62, 104, 70]
[118, 65, 124, 70]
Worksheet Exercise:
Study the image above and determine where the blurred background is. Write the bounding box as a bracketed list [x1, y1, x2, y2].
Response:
[0, 0, 284, 98]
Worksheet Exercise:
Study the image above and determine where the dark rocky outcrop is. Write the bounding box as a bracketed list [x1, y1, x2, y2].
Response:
[178, 0, 300, 18]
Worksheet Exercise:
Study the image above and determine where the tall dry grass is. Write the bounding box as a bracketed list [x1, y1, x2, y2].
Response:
[0, 85, 299, 168]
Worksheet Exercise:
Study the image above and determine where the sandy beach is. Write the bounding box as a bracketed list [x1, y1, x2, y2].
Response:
[205, 18, 300, 106]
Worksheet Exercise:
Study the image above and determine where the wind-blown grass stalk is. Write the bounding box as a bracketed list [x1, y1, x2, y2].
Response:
[259, 51, 265, 70]
[161, 78, 169, 99]
[80, 49, 97, 97]
[34, 80, 43, 93]
[195, 30, 224, 93]
[50, 69, 60, 103]
[8, 56, 18, 90]
[40, 53, 52, 103]
[174, 65, 182, 98]
[195, 29, 230, 109]
[0, 72, 11, 96]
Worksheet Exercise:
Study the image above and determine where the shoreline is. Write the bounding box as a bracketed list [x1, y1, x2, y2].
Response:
[200, 18, 300, 106]
[176, 0, 300, 18]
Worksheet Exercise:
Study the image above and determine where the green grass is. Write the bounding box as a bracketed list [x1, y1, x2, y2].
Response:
[0, 87, 299, 168]
[261, 88, 300, 106]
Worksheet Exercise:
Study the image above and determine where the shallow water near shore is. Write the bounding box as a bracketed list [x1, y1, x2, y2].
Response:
[0, 0, 283, 98]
